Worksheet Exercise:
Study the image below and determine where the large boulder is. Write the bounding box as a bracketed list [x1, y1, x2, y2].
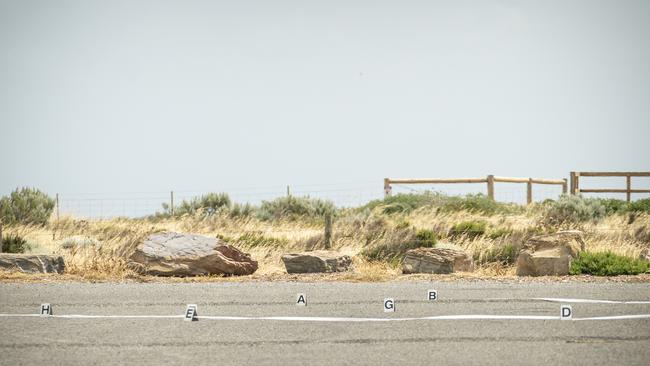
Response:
[402, 247, 474, 274]
[0, 254, 65, 274]
[282, 251, 352, 273]
[128, 232, 257, 276]
[516, 230, 585, 276]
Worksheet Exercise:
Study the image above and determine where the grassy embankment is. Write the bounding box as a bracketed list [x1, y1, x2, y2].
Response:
[2, 193, 650, 281]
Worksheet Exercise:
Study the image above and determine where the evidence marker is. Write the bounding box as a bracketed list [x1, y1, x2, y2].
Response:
[427, 290, 438, 301]
[296, 293, 307, 306]
[184, 304, 198, 321]
[40, 303, 52, 316]
[384, 298, 395, 313]
[560, 305, 572, 320]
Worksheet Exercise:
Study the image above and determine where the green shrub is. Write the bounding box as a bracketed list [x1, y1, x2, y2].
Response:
[359, 192, 521, 216]
[163, 193, 232, 216]
[257, 196, 336, 221]
[487, 227, 513, 239]
[628, 198, 650, 214]
[596, 198, 629, 215]
[361, 227, 437, 262]
[1, 234, 30, 253]
[361, 192, 438, 215]
[449, 221, 487, 238]
[0, 187, 55, 226]
[542, 195, 606, 225]
[570, 251, 650, 276]
[438, 194, 521, 215]
[415, 229, 437, 245]
[229, 203, 255, 218]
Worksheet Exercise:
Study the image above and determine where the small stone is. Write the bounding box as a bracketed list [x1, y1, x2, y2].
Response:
[281, 251, 352, 273]
[0, 254, 65, 274]
[402, 247, 474, 274]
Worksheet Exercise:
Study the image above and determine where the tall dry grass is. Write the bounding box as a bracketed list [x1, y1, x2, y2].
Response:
[2, 205, 649, 281]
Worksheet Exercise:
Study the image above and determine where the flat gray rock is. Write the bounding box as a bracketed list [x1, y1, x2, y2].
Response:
[0, 254, 65, 274]
[402, 247, 474, 274]
[281, 250, 352, 273]
[128, 232, 258, 276]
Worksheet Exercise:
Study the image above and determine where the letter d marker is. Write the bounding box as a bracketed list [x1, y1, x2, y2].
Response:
[561, 305, 572, 320]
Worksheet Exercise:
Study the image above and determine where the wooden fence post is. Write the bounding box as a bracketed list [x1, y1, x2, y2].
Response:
[0, 219, 3, 253]
[324, 214, 332, 249]
[170, 191, 174, 216]
[287, 185, 291, 197]
[56, 193, 60, 221]
[626, 175, 632, 202]
[383, 178, 392, 198]
[526, 178, 533, 205]
[562, 179, 568, 195]
[487, 175, 495, 200]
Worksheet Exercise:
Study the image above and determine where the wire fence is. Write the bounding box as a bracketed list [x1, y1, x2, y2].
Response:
[55, 181, 573, 220]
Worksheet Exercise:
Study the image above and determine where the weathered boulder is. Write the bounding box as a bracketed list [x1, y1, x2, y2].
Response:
[516, 230, 585, 276]
[0, 254, 65, 274]
[128, 232, 257, 276]
[402, 247, 474, 274]
[281, 251, 352, 273]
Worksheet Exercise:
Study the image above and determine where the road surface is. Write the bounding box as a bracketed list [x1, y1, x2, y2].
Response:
[1, 281, 649, 365]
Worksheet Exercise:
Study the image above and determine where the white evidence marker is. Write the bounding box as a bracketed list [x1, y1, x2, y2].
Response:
[384, 298, 395, 313]
[561, 305, 572, 320]
[427, 290, 438, 301]
[40, 303, 52, 316]
[184, 304, 198, 321]
[296, 293, 307, 306]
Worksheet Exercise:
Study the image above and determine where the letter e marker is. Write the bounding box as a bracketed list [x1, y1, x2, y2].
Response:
[185, 304, 198, 321]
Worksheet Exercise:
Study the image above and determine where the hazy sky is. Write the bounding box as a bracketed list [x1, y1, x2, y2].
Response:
[1, 0, 649, 209]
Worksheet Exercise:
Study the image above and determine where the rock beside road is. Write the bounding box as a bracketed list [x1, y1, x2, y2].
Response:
[402, 247, 474, 274]
[516, 230, 585, 276]
[128, 232, 257, 276]
[282, 251, 352, 273]
[0, 254, 65, 274]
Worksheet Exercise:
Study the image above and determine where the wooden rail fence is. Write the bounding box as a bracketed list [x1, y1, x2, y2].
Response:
[383, 175, 567, 204]
[570, 171, 650, 202]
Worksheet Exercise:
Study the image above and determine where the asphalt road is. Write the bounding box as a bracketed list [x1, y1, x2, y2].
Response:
[1, 281, 649, 365]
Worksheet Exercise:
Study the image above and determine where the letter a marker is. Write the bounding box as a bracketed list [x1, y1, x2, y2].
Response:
[296, 293, 307, 306]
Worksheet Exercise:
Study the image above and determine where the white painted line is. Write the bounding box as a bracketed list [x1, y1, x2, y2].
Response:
[573, 314, 650, 321]
[535, 298, 650, 304]
[0, 314, 182, 319]
[0, 313, 648, 321]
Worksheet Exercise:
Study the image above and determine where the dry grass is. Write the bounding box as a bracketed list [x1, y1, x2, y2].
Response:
[2, 207, 649, 282]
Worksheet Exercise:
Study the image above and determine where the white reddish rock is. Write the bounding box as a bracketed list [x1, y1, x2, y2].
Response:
[128, 232, 257, 276]
[402, 247, 474, 274]
[281, 250, 352, 273]
[516, 230, 585, 276]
